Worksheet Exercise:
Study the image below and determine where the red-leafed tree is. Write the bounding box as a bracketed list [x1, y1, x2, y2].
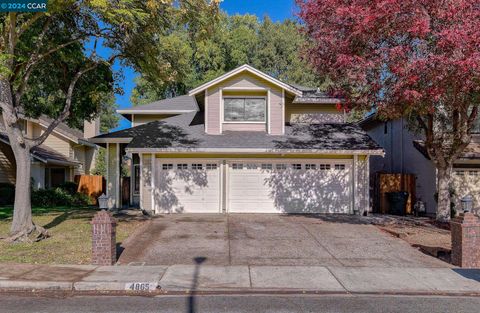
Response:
[298, 0, 480, 221]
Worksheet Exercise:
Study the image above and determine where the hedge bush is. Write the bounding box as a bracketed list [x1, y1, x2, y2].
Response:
[32, 188, 91, 207]
[57, 181, 79, 195]
[1, 181, 91, 207]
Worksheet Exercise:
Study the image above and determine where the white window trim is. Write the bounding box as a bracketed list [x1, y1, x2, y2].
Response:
[116, 143, 120, 208]
[222, 95, 267, 124]
[281, 89, 285, 135]
[205, 88, 209, 132]
[267, 89, 271, 134]
[133, 163, 140, 195]
[151, 154, 155, 213]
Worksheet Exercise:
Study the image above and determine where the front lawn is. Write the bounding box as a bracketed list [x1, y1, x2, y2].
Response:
[0, 206, 145, 265]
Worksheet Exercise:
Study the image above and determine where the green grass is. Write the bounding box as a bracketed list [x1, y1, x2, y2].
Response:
[0, 206, 144, 265]
[0, 206, 88, 220]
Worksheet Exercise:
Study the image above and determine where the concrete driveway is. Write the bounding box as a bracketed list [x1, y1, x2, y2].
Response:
[118, 214, 449, 267]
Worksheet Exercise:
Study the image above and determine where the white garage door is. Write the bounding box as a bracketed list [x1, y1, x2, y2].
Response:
[228, 161, 352, 214]
[154, 160, 221, 213]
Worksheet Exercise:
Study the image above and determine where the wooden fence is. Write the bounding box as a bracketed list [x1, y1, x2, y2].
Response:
[374, 173, 416, 214]
[74, 175, 105, 205]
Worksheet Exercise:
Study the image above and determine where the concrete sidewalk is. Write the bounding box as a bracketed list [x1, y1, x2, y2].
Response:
[0, 264, 479, 296]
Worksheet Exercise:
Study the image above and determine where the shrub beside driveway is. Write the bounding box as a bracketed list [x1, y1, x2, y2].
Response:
[0, 207, 145, 264]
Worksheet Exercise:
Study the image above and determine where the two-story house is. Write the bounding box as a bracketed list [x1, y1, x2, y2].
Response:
[0, 115, 99, 189]
[91, 65, 383, 214]
[360, 114, 480, 215]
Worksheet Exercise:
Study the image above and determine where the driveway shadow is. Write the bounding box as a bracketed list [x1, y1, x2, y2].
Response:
[453, 269, 480, 282]
[289, 213, 372, 225]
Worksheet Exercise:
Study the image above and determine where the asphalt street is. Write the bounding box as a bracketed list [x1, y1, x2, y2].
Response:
[1, 294, 479, 313]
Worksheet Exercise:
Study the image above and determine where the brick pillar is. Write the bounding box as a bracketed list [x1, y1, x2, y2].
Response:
[451, 213, 480, 268]
[91, 210, 117, 266]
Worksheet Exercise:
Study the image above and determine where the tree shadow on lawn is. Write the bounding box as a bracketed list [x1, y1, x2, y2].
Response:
[0, 206, 97, 220]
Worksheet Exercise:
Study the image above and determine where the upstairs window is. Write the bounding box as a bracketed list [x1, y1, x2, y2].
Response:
[224, 98, 266, 122]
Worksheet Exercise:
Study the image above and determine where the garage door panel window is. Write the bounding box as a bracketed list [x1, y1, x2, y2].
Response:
[335, 164, 346, 170]
[177, 164, 188, 170]
[305, 164, 316, 170]
[292, 164, 302, 170]
[162, 164, 173, 170]
[232, 163, 243, 170]
[261, 164, 273, 170]
[275, 164, 287, 170]
[206, 163, 218, 170]
[319, 164, 331, 170]
[192, 164, 203, 170]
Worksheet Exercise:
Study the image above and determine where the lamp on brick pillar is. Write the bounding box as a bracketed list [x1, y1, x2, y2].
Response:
[91, 210, 117, 266]
[450, 212, 480, 268]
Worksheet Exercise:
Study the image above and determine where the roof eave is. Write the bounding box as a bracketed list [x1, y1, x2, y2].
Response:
[89, 137, 133, 144]
[116, 109, 197, 115]
[125, 147, 385, 156]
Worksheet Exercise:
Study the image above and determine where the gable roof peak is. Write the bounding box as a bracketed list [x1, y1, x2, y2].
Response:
[188, 64, 302, 96]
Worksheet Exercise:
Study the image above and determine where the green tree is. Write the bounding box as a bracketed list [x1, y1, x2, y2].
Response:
[132, 14, 322, 103]
[0, 0, 220, 241]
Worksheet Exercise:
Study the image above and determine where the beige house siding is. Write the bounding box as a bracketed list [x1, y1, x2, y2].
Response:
[355, 155, 370, 214]
[141, 154, 153, 212]
[222, 123, 266, 132]
[0, 141, 16, 184]
[205, 72, 285, 135]
[73, 145, 86, 176]
[205, 87, 222, 134]
[269, 88, 283, 135]
[452, 169, 480, 211]
[286, 103, 344, 124]
[32, 124, 71, 157]
[84, 147, 96, 175]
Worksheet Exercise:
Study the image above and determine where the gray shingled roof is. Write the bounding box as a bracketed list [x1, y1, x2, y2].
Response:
[0, 132, 80, 166]
[119, 95, 198, 115]
[93, 112, 382, 153]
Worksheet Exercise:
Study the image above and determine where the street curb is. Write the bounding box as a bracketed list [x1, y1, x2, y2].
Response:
[2, 287, 480, 298]
[0, 280, 73, 291]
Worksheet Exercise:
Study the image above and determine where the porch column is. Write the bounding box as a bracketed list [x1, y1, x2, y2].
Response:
[106, 143, 120, 209]
[140, 153, 154, 213]
[353, 155, 370, 215]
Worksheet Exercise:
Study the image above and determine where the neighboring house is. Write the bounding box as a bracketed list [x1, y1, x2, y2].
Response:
[91, 65, 383, 214]
[360, 115, 480, 215]
[0, 115, 99, 189]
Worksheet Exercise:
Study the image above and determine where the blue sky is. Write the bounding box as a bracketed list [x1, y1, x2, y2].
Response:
[111, 0, 297, 131]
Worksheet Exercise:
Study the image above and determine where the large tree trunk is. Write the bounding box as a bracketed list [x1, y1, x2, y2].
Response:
[9, 142, 34, 235]
[436, 165, 453, 223]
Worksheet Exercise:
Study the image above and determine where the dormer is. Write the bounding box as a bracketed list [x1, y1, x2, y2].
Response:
[189, 65, 302, 135]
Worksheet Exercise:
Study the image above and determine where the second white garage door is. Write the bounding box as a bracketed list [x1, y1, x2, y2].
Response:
[227, 161, 353, 214]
